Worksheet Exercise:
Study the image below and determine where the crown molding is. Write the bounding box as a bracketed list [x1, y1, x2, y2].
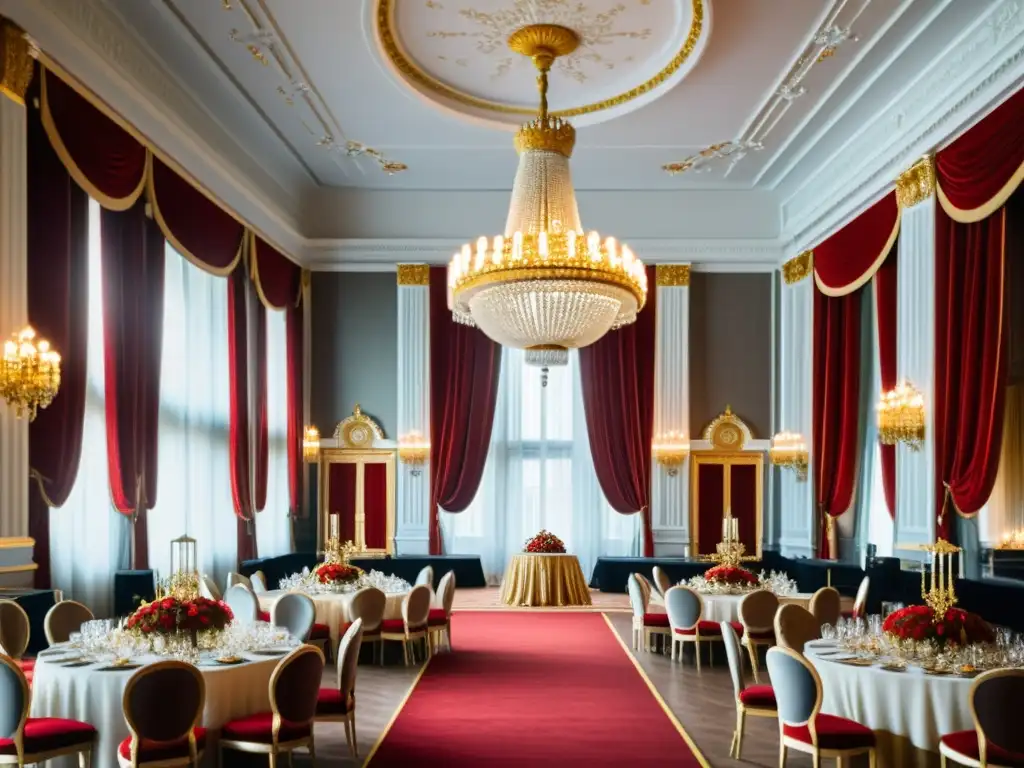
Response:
[305, 237, 785, 273]
[780, 0, 1024, 257]
[0, 0, 307, 258]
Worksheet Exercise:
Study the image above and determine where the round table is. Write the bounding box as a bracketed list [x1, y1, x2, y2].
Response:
[649, 591, 814, 622]
[805, 642, 973, 766]
[30, 647, 280, 768]
[258, 589, 406, 647]
[499, 553, 592, 607]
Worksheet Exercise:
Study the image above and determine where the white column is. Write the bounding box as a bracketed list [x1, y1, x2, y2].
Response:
[0, 22, 31, 539]
[777, 253, 815, 558]
[651, 265, 690, 556]
[895, 160, 937, 558]
[394, 265, 431, 555]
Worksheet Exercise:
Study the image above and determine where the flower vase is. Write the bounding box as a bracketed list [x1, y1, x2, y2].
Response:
[189, 629, 199, 649]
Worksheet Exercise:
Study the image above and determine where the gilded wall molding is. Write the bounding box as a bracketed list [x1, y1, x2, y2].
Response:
[396, 264, 430, 286]
[782, 251, 813, 284]
[895, 155, 936, 208]
[655, 264, 691, 287]
[0, 20, 34, 105]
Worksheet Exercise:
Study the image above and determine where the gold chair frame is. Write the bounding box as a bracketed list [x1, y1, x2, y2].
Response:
[732, 694, 778, 760]
[668, 595, 722, 672]
[381, 586, 431, 666]
[0, 600, 31, 659]
[939, 668, 1024, 768]
[120, 661, 205, 768]
[738, 590, 779, 684]
[629, 574, 670, 653]
[316, 622, 363, 761]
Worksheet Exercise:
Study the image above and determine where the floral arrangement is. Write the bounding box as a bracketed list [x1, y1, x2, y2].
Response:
[126, 596, 233, 637]
[704, 564, 758, 586]
[882, 604, 994, 647]
[315, 562, 363, 585]
[524, 530, 566, 554]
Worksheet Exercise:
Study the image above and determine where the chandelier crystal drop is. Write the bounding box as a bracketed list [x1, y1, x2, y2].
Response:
[0, 325, 61, 421]
[447, 24, 647, 368]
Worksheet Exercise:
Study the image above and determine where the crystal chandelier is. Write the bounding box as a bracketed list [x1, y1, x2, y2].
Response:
[877, 380, 925, 451]
[0, 326, 61, 421]
[447, 24, 647, 368]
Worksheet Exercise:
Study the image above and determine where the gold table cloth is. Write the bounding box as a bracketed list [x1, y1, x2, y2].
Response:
[499, 553, 592, 607]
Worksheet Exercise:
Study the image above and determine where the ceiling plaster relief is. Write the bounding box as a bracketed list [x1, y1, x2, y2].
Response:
[224, 0, 407, 175]
[662, 0, 867, 178]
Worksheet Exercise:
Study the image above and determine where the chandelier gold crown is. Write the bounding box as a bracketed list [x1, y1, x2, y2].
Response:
[448, 23, 646, 368]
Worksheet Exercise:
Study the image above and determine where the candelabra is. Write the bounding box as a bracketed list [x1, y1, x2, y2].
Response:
[769, 431, 808, 481]
[922, 538, 960, 620]
[156, 535, 200, 600]
[398, 432, 430, 477]
[302, 426, 320, 463]
[323, 513, 359, 564]
[0, 325, 61, 421]
[700, 514, 758, 568]
[652, 431, 690, 476]
[878, 380, 925, 450]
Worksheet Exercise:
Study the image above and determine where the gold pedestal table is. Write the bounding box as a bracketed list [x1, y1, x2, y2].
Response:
[499, 553, 592, 607]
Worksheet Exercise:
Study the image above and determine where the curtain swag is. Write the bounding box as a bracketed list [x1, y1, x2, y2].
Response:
[813, 191, 900, 296]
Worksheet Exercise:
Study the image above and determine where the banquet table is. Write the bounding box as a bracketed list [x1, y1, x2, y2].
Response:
[30, 647, 280, 768]
[500, 553, 592, 607]
[804, 641, 973, 767]
[258, 588, 406, 647]
[649, 591, 814, 622]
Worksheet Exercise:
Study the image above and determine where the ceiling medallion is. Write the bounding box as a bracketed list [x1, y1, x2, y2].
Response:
[447, 24, 647, 375]
[375, 0, 707, 126]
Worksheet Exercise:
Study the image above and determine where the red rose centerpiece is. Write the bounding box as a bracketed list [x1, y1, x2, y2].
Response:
[882, 605, 994, 648]
[315, 562, 363, 586]
[704, 564, 758, 587]
[127, 596, 233, 646]
[524, 530, 566, 554]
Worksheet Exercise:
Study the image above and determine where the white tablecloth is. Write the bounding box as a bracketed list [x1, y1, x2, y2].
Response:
[259, 589, 405, 647]
[30, 648, 279, 768]
[805, 643, 973, 765]
[650, 591, 814, 622]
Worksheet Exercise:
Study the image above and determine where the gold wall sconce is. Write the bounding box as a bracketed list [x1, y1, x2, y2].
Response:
[652, 431, 690, 476]
[398, 431, 430, 476]
[0, 325, 61, 421]
[302, 425, 320, 463]
[877, 380, 925, 450]
[769, 431, 808, 481]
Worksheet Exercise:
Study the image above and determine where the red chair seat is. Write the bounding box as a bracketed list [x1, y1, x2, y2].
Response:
[16, 659, 35, 673]
[427, 609, 447, 626]
[380, 618, 426, 633]
[674, 620, 723, 636]
[316, 688, 353, 716]
[309, 623, 330, 640]
[221, 712, 310, 745]
[0, 718, 96, 755]
[941, 730, 1024, 767]
[642, 612, 670, 628]
[257, 610, 271, 622]
[738, 685, 777, 710]
[118, 728, 207, 763]
[784, 714, 875, 750]
[744, 628, 775, 641]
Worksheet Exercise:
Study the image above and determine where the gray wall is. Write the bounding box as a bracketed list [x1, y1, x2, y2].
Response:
[689, 272, 772, 439]
[310, 272, 398, 439]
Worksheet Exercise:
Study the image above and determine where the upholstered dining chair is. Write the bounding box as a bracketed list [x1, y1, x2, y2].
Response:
[774, 604, 821, 652]
[381, 584, 431, 666]
[199, 575, 221, 601]
[43, 601, 94, 646]
[250, 571, 269, 594]
[271, 593, 316, 642]
[842, 577, 870, 620]
[414, 566, 434, 588]
[651, 566, 673, 598]
[226, 572, 252, 592]
[721, 622, 776, 760]
[809, 586, 842, 629]
[767, 646, 877, 766]
[316, 619, 364, 759]
[428, 570, 456, 653]
[346, 587, 386, 663]
[939, 668, 1024, 767]
[0, 600, 33, 680]
[738, 589, 779, 683]
[0, 653, 96, 767]
[665, 585, 734, 670]
[634, 573, 655, 605]
[119, 660, 206, 768]
[627, 574, 669, 652]
[219, 645, 325, 768]
[224, 584, 259, 626]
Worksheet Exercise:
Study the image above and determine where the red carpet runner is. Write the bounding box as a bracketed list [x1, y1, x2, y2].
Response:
[366, 612, 706, 767]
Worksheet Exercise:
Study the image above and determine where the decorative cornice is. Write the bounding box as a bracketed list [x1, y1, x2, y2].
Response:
[782, 251, 813, 284]
[396, 264, 430, 286]
[655, 264, 691, 287]
[895, 156, 936, 208]
[0, 20, 33, 105]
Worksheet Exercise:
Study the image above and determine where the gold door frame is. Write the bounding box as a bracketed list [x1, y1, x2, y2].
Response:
[689, 451, 764, 558]
[317, 448, 396, 557]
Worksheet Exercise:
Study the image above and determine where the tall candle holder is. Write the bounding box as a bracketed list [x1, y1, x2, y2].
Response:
[157, 535, 199, 600]
[323, 513, 359, 565]
[700, 513, 757, 568]
[922, 538, 961, 620]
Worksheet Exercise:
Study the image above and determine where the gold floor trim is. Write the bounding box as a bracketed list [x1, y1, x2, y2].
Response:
[362, 654, 434, 766]
[601, 613, 712, 768]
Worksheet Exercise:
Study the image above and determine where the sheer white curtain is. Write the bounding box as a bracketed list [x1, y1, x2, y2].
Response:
[441, 348, 637, 583]
[256, 308, 293, 557]
[146, 248, 237, 588]
[49, 200, 129, 618]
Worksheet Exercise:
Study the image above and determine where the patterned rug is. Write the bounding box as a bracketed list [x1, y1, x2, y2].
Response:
[452, 586, 630, 612]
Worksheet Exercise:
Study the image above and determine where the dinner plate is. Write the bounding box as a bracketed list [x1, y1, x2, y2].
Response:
[836, 657, 875, 667]
[922, 667, 952, 676]
[216, 656, 246, 665]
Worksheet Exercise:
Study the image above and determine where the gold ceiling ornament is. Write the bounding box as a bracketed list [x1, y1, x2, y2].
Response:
[397, 264, 431, 286]
[377, 0, 705, 118]
[655, 264, 691, 287]
[0, 326, 61, 421]
[782, 251, 813, 285]
[333, 404, 385, 449]
[895, 155, 936, 209]
[0, 20, 34, 106]
[702, 405, 749, 450]
[447, 23, 647, 373]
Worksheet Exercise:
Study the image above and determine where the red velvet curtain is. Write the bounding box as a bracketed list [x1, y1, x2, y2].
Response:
[579, 265, 657, 557]
[813, 288, 861, 559]
[252, 299, 268, 514]
[933, 205, 1008, 540]
[228, 267, 258, 562]
[285, 299, 304, 518]
[875, 249, 898, 518]
[27, 73, 90, 588]
[428, 267, 502, 555]
[814, 192, 900, 295]
[100, 202, 165, 569]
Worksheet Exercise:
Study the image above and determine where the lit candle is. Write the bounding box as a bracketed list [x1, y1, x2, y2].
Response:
[921, 561, 926, 594]
[947, 553, 953, 593]
[330, 513, 339, 542]
[722, 517, 728, 542]
[938, 550, 943, 594]
[732, 518, 738, 542]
